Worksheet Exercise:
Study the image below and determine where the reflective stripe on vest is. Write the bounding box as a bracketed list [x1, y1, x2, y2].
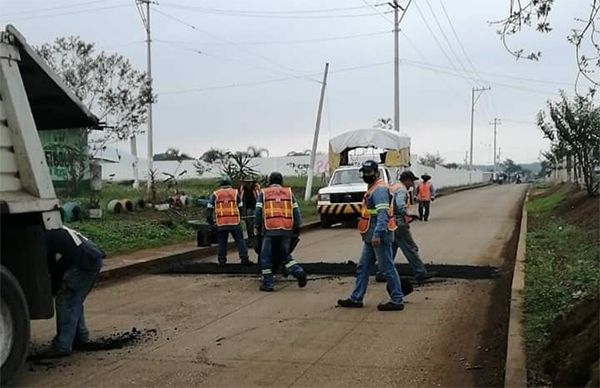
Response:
[214, 188, 241, 226]
[417, 182, 432, 201]
[357, 179, 397, 234]
[262, 186, 294, 231]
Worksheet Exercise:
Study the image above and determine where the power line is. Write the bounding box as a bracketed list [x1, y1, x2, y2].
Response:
[153, 8, 321, 83]
[1, 4, 130, 22]
[159, 60, 395, 95]
[0, 0, 119, 17]
[159, 2, 392, 19]
[157, 30, 392, 47]
[423, 0, 478, 84]
[160, 2, 384, 15]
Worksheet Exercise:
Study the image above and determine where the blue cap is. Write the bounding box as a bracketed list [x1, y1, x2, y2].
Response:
[359, 160, 379, 174]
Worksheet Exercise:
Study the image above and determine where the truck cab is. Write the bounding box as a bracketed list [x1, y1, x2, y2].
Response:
[317, 165, 392, 228]
[0, 25, 99, 383]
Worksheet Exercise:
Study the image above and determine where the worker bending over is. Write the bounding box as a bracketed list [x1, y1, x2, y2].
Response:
[45, 226, 105, 356]
[255, 172, 307, 292]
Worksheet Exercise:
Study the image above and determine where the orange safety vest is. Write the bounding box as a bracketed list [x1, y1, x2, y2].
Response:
[262, 186, 294, 231]
[389, 183, 415, 225]
[416, 182, 432, 201]
[240, 185, 261, 201]
[214, 188, 241, 227]
[357, 179, 397, 235]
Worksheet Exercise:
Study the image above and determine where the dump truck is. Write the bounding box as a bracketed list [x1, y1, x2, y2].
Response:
[0, 25, 99, 383]
[317, 129, 411, 228]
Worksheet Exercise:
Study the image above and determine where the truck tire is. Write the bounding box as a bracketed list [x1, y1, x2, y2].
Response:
[0, 265, 30, 385]
[320, 215, 332, 229]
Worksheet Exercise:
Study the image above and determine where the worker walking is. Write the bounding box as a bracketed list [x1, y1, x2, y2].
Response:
[44, 226, 105, 356]
[240, 178, 261, 247]
[416, 173, 436, 221]
[337, 160, 405, 311]
[255, 172, 307, 292]
[207, 176, 252, 266]
[390, 171, 437, 282]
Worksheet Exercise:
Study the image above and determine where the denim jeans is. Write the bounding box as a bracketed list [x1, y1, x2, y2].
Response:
[52, 266, 99, 352]
[351, 232, 404, 304]
[393, 225, 427, 278]
[217, 226, 248, 262]
[260, 236, 304, 288]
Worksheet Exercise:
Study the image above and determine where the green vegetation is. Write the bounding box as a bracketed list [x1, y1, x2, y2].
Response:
[61, 177, 324, 256]
[523, 185, 600, 359]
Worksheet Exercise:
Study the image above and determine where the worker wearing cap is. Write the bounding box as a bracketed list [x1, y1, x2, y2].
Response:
[44, 226, 105, 357]
[207, 176, 251, 266]
[255, 172, 307, 292]
[416, 173, 437, 221]
[337, 160, 405, 311]
[240, 178, 261, 247]
[390, 171, 437, 282]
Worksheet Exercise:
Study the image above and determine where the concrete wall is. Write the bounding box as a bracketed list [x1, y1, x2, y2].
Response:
[101, 154, 486, 189]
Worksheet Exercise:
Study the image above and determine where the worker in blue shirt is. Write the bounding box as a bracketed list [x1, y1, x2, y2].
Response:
[337, 160, 404, 311]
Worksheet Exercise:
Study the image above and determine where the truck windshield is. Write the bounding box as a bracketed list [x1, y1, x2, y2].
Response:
[330, 169, 363, 185]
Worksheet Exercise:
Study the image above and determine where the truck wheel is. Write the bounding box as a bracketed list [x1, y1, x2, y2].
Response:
[0, 265, 30, 385]
[320, 215, 332, 229]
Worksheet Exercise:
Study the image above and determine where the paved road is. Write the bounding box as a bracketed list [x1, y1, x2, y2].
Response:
[17, 184, 527, 387]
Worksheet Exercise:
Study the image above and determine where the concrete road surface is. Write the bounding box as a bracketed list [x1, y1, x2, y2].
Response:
[17, 184, 527, 387]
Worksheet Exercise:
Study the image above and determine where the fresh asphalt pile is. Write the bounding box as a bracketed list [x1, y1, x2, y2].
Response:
[27, 327, 159, 363]
[163, 261, 500, 280]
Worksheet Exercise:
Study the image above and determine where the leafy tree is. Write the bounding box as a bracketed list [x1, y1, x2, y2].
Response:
[443, 162, 460, 169]
[221, 151, 258, 181]
[538, 91, 600, 195]
[287, 150, 311, 156]
[153, 148, 193, 161]
[374, 118, 393, 130]
[418, 152, 445, 168]
[493, 1, 599, 90]
[201, 148, 228, 164]
[246, 146, 270, 158]
[36, 36, 154, 154]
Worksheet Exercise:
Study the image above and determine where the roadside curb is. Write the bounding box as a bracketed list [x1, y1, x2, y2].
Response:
[504, 191, 529, 387]
[436, 182, 491, 198]
[97, 220, 321, 284]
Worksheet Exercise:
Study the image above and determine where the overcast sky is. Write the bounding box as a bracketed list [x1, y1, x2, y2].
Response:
[1, 0, 594, 164]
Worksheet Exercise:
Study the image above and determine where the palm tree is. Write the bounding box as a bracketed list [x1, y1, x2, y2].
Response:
[246, 146, 270, 158]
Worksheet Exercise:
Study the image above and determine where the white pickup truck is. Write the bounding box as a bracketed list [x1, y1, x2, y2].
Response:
[0, 25, 99, 383]
[317, 165, 393, 228]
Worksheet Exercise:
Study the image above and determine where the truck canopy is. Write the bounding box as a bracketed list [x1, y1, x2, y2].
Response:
[328, 129, 410, 173]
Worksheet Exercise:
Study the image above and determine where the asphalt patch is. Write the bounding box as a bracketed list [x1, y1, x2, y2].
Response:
[28, 327, 159, 362]
[164, 261, 500, 280]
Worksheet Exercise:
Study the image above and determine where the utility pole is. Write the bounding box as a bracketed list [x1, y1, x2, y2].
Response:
[393, 0, 400, 132]
[469, 86, 490, 170]
[304, 63, 329, 201]
[137, 0, 155, 190]
[490, 118, 501, 181]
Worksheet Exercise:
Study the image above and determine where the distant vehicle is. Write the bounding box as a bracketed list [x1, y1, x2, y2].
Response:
[0, 25, 99, 383]
[317, 165, 393, 228]
[316, 129, 411, 228]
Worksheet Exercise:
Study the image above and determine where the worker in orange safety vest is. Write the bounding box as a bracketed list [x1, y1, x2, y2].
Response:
[207, 176, 252, 266]
[415, 173, 437, 221]
[240, 178, 261, 247]
[254, 172, 307, 292]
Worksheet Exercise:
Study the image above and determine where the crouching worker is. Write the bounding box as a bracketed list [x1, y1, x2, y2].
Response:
[45, 226, 105, 356]
[255, 172, 307, 292]
[337, 160, 405, 311]
[207, 176, 252, 266]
